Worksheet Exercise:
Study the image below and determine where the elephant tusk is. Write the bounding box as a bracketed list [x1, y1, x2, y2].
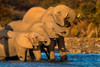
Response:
[65, 13, 68, 18]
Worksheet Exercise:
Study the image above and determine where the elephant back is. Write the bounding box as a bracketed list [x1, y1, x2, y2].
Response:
[22, 7, 46, 23]
[5, 20, 32, 32]
[5, 20, 22, 31]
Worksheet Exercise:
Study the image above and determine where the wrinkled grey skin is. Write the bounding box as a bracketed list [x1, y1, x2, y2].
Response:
[0, 30, 50, 61]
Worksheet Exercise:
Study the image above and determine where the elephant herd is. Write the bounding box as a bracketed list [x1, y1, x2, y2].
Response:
[0, 5, 76, 61]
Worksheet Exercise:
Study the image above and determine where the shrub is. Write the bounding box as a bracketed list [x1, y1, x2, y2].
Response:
[0, 4, 14, 26]
[78, 2, 96, 22]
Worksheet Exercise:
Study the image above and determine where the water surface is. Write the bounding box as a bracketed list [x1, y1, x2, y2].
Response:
[0, 53, 100, 67]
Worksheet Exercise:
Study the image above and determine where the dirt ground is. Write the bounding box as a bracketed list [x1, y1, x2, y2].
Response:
[64, 37, 100, 53]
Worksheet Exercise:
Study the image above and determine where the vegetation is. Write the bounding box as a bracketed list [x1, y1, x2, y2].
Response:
[70, 1, 100, 38]
[0, 4, 14, 27]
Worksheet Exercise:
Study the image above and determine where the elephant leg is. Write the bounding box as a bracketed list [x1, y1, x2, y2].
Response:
[29, 49, 35, 60]
[26, 49, 32, 61]
[33, 46, 41, 61]
[57, 36, 67, 61]
[49, 38, 56, 61]
[41, 45, 50, 59]
[16, 46, 27, 61]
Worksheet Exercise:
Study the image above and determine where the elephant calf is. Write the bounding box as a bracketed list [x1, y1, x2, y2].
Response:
[0, 30, 50, 61]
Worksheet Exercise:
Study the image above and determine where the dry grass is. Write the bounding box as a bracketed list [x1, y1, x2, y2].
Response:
[70, 20, 99, 38]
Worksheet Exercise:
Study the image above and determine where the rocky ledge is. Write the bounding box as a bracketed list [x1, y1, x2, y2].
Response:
[65, 37, 100, 53]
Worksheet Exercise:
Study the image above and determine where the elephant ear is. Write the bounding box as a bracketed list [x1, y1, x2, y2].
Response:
[16, 33, 33, 49]
[67, 9, 76, 23]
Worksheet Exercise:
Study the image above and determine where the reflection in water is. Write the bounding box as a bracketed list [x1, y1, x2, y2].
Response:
[0, 53, 100, 67]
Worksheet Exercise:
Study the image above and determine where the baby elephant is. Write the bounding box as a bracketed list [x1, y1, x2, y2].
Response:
[0, 30, 50, 61]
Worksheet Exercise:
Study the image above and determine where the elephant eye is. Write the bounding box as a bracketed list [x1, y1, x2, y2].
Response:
[35, 36, 38, 39]
[52, 28, 55, 30]
[58, 12, 60, 13]
[58, 11, 61, 14]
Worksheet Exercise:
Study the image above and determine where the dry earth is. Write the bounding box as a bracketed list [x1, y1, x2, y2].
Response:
[65, 37, 100, 53]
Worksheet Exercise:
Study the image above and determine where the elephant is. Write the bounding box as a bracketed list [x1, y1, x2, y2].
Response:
[38, 5, 76, 61]
[0, 30, 50, 61]
[29, 20, 70, 61]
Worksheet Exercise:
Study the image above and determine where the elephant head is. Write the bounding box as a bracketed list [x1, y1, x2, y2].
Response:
[43, 21, 70, 38]
[14, 32, 50, 49]
[41, 5, 76, 27]
[40, 5, 75, 38]
[27, 32, 50, 46]
[51, 5, 76, 27]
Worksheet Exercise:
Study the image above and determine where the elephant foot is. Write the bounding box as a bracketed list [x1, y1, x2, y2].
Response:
[0, 57, 5, 60]
[19, 56, 25, 61]
[50, 59, 55, 62]
[26, 56, 32, 61]
[33, 59, 42, 62]
[60, 55, 67, 61]
[33, 50, 41, 61]
[50, 51, 55, 61]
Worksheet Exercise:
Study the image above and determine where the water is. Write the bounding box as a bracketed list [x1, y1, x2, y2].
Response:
[0, 53, 100, 67]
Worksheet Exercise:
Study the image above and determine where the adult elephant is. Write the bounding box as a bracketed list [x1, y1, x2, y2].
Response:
[0, 30, 50, 61]
[39, 5, 76, 61]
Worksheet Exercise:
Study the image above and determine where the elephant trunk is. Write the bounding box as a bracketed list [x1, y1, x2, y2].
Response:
[58, 28, 70, 37]
[42, 36, 50, 46]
